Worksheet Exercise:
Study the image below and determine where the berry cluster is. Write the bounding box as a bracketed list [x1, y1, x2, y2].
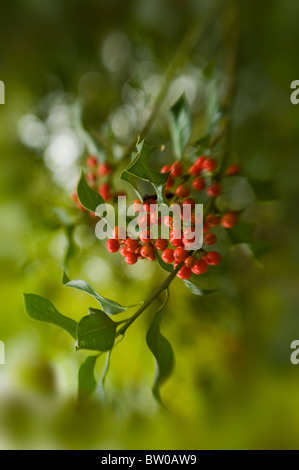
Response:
[72, 155, 126, 216]
[106, 157, 241, 280]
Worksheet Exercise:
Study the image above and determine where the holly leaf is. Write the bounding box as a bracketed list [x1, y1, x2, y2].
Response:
[121, 141, 168, 185]
[169, 95, 192, 159]
[63, 273, 135, 315]
[76, 308, 117, 351]
[77, 171, 105, 213]
[24, 294, 77, 339]
[146, 290, 174, 403]
[78, 355, 98, 400]
[183, 279, 219, 296]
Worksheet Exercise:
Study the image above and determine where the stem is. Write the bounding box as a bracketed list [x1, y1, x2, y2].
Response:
[116, 261, 184, 337]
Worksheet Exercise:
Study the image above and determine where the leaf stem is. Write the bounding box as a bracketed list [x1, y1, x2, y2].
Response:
[116, 261, 184, 337]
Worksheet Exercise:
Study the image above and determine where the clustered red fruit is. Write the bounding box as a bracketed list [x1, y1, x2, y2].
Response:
[72, 155, 126, 216]
[90, 154, 241, 281]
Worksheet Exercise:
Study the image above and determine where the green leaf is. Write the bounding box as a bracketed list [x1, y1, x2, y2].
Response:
[169, 95, 192, 159]
[63, 274, 132, 315]
[63, 224, 76, 268]
[24, 294, 77, 339]
[78, 355, 98, 400]
[146, 290, 174, 402]
[219, 176, 255, 211]
[77, 171, 105, 213]
[121, 141, 168, 186]
[183, 279, 218, 296]
[228, 220, 256, 245]
[192, 134, 211, 153]
[76, 308, 117, 351]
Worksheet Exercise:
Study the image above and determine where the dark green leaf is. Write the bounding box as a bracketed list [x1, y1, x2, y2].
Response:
[228, 221, 256, 245]
[146, 290, 174, 402]
[24, 294, 77, 339]
[121, 141, 168, 186]
[63, 224, 76, 268]
[183, 279, 219, 296]
[63, 274, 132, 315]
[77, 171, 105, 213]
[169, 95, 192, 159]
[76, 308, 117, 351]
[192, 134, 211, 153]
[250, 180, 279, 201]
[78, 355, 98, 400]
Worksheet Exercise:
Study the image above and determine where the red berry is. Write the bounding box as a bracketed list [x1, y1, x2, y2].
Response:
[166, 175, 174, 189]
[203, 158, 218, 172]
[176, 184, 190, 199]
[203, 222, 210, 233]
[106, 239, 120, 253]
[133, 199, 143, 213]
[207, 182, 222, 197]
[185, 256, 196, 268]
[183, 227, 196, 243]
[155, 238, 168, 251]
[205, 214, 221, 227]
[170, 229, 183, 247]
[139, 230, 152, 244]
[203, 232, 217, 245]
[226, 164, 241, 176]
[150, 211, 162, 225]
[143, 198, 157, 213]
[203, 251, 222, 266]
[138, 214, 150, 229]
[192, 177, 206, 191]
[140, 244, 154, 259]
[192, 259, 208, 275]
[171, 162, 183, 177]
[221, 211, 239, 229]
[174, 247, 188, 262]
[177, 265, 192, 280]
[98, 162, 112, 176]
[125, 252, 138, 265]
[182, 198, 196, 210]
[189, 164, 201, 177]
[125, 238, 139, 252]
[86, 173, 96, 185]
[163, 216, 173, 228]
[99, 183, 112, 201]
[87, 155, 98, 167]
[162, 248, 175, 264]
[194, 156, 206, 170]
[120, 246, 128, 257]
[161, 165, 171, 174]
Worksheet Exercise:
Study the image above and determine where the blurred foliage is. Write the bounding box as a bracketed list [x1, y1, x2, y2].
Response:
[0, 0, 299, 450]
